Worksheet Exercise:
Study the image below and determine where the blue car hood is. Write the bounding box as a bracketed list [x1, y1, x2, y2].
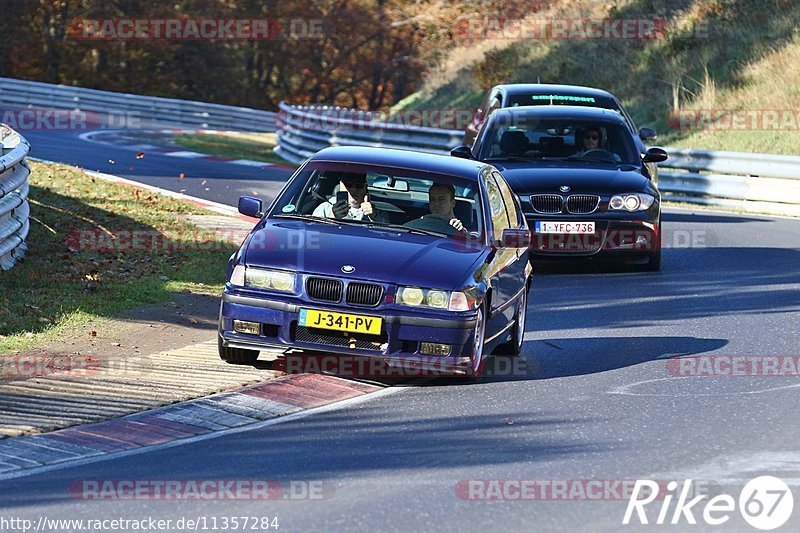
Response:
[492, 161, 650, 195]
[243, 220, 486, 290]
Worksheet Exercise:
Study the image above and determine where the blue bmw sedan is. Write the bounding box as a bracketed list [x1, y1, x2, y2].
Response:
[218, 146, 531, 377]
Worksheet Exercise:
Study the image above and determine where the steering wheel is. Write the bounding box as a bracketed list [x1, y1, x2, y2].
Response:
[580, 149, 617, 162]
[405, 215, 461, 236]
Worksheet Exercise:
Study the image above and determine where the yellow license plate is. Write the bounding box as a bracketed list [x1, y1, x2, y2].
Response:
[298, 309, 382, 335]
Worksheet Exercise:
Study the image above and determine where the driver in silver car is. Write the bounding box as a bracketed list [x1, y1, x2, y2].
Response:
[404, 183, 467, 235]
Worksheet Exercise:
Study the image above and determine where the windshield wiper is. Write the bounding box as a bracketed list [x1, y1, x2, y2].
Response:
[567, 156, 627, 164]
[484, 155, 539, 161]
[367, 222, 450, 238]
[274, 215, 450, 238]
[274, 214, 395, 229]
[486, 155, 575, 162]
[273, 213, 340, 225]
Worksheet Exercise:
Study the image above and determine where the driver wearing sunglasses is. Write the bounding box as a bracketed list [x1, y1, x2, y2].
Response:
[312, 172, 390, 222]
[576, 126, 622, 162]
[582, 127, 602, 150]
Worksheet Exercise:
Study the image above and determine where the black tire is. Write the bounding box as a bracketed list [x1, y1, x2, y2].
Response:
[466, 305, 487, 379]
[218, 335, 259, 365]
[495, 286, 528, 357]
[641, 217, 663, 272]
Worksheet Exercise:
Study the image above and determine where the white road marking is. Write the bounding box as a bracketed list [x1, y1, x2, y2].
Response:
[651, 451, 800, 486]
[608, 376, 800, 397]
[163, 151, 208, 158]
[228, 159, 270, 167]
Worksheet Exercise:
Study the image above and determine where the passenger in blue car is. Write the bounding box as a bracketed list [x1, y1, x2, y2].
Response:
[404, 183, 468, 235]
[312, 172, 390, 222]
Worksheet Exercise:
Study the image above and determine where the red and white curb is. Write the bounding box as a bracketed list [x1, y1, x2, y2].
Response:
[0, 374, 393, 481]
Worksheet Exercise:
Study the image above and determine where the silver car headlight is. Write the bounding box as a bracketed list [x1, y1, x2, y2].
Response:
[609, 193, 655, 212]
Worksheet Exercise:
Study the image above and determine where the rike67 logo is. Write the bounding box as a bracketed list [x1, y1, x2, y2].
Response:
[623, 477, 794, 530]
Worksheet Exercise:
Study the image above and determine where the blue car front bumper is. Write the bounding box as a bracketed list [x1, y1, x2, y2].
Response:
[219, 289, 479, 373]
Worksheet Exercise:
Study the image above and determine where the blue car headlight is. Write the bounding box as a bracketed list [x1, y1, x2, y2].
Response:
[609, 193, 655, 212]
[230, 265, 295, 293]
[396, 286, 476, 311]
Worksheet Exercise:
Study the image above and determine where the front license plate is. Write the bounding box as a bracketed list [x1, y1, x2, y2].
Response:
[298, 309, 382, 335]
[535, 221, 595, 234]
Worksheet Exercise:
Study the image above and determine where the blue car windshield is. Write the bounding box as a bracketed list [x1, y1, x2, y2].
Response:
[269, 162, 485, 238]
[479, 118, 639, 165]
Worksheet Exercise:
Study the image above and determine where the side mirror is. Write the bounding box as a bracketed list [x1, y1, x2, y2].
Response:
[639, 127, 657, 141]
[238, 196, 263, 218]
[450, 145, 474, 159]
[642, 147, 668, 163]
[499, 228, 531, 249]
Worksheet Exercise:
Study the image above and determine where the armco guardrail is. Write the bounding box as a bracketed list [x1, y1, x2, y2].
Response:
[0, 77, 275, 132]
[276, 102, 800, 216]
[275, 102, 462, 163]
[0, 124, 31, 270]
[658, 149, 800, 216]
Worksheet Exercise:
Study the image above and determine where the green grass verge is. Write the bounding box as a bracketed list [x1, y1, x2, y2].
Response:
[174, 132, 293, 166]
[0, 161, 238, 352]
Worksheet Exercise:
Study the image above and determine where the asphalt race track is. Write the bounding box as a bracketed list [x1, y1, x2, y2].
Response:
[22, 128, 294, 206]
[3, 128, 800, 531]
